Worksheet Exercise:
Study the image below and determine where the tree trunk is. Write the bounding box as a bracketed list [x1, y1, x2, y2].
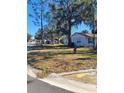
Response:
[92, 0, 97, 50]
[40, 0, 43, 30]
[68, 20, 71, 47]
[93, 36, 95, 49]
[67, 5, 72, 47]
[50, 31, 54, 44]
[92, 20, 96, 49]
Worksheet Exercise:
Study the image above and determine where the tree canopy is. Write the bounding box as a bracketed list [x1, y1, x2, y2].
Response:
[27, 33, 32, 42]
[28, 0, 97, 46]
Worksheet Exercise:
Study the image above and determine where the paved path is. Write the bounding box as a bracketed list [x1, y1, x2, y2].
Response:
[27, 65, 96, 93]
[27, 75, 74, 93]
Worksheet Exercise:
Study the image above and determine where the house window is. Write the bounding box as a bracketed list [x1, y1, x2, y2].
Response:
[88, 38, 93, 43]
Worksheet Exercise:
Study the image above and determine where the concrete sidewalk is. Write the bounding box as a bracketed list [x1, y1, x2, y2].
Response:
[41, 74, 96, 93]
[27, 66, 96, 93]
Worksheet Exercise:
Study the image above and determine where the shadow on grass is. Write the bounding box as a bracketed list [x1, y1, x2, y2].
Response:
[28, 48, 96, 58]
[28, 51, 95, 57]
[75, 57, 96, 60]
[30, 45, 69, 50]
[29, 51, 53, 56]
[27, 46, 97, 65]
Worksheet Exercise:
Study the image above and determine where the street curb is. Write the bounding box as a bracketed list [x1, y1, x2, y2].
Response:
[27, 68, 96, 93]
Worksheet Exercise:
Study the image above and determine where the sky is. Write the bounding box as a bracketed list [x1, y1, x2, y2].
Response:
[27, 2, 91, 38]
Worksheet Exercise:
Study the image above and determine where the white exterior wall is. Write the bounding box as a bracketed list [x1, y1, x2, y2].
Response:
[71, 34, 88, 47]
[63, 34, 95, 47]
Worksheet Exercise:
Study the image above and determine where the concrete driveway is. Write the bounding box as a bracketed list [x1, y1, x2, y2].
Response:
[27, 75, 74, 93]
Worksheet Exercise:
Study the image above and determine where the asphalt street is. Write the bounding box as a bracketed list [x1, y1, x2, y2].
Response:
[27, 75, 74, 93]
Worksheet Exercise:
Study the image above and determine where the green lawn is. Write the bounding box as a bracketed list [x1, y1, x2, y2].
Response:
[28, 45, 97, 78]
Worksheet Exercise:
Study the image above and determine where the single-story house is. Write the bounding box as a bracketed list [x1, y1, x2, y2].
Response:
[63, 32, 97, 47]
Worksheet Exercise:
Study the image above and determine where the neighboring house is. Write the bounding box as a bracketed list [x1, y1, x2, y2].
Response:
[63, 32, 97, 47]
[27, 40, 36, 47]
